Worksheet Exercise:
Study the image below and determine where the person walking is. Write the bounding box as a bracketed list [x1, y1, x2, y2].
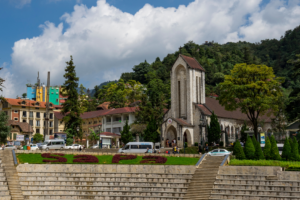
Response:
[166, 139, 169, 148]
[205, 144, 209, 153]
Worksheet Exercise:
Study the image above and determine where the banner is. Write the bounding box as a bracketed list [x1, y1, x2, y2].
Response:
[260, 133, 265, 144]
[16, 135, 24, 141]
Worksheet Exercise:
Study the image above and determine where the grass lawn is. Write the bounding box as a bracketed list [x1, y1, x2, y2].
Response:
[229, 159, 300, 170]
[17, 153, 199, 165]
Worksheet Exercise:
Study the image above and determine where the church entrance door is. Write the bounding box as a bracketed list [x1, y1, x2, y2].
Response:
[165, 125, 177, 148]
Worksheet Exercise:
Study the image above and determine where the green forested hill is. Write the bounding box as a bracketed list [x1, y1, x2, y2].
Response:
[120, 25, 300, 96]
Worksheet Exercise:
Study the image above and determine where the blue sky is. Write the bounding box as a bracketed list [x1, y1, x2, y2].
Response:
[0, 0, 299, 98]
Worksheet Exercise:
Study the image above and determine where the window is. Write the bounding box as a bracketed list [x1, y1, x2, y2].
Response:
[22, 101, 26, 105]
[36, 112, 40, 118]
[94, 121, 97, 124]
[50, 121, 53, 127]
[60, 121, 63, 124]
[124, 115, 129, 121]
[131, 145, 139, 149]
[23, 111, 27, 117]
[83, 122, 86, 125]
[56, 99, 58, 102]
[29, 112, 33, 118]
[22, 120, 26, 123]
[14, 118, 18, 121]
[220, 150, 225, 152]
[22, 106, 26, 108]
[50, 113, 53, 119]
[140, 145, 152, 149]
[106, 128, 111, 132]
[29, 120, 33, 126]
[49, 103, 53, 107]
[212, 150, 218, 153]
[14, 110, 18, 113]
[44, 121, 46, 126]
[88, 122, 92, 124]
[35, 102, 39, 106]
[36, 129, 40, 134]
[113, 116, 121, 122]
[35, 107, 39, 110]
[44, 113, 46, 118]
[49, 130, 53, 135]
[106, 117, 111, 122]
[13, 133, 17, 140]
[36, 120, 40, 126]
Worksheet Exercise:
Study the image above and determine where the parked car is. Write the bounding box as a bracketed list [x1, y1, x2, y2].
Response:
[64, 144, 82, 150]
[208, 149, 231, 156]
[118, 142, 159, 153]
[30, 144, 39, 150]
[39, 139, 65, 150]
[2, 145, 16, 150]
[91, 144, 99, 149]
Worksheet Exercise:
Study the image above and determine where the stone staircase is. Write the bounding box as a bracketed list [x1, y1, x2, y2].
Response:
[183, 155, 224, 200]
[210, 166, 300, 200]
[0, 150, 23, 200]
[18, 171, 193, 199]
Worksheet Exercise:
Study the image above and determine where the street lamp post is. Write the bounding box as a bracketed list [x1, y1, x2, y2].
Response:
[98, 124, 101, 149]
[86, 133, 88, 148]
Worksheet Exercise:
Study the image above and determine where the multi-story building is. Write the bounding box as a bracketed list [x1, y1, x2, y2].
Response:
[26, 84, 61, 106]
[49, 86, 60, 105]
[26, 86, 36, 101]
[36, 85, 47, 102]
[7, 120, 33, 143]
[0, 98, 59, 141]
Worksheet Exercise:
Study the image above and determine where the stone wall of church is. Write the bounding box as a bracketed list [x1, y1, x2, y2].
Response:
[192, 104, 201, 144]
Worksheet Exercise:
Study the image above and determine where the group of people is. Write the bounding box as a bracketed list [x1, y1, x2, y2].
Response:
[165, 138, 177, 148]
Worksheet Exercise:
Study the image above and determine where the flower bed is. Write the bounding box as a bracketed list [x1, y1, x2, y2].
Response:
[140, 156, 167, 164]
[112, 154, 137, 163]
[41, 153, 67, 163]
[73, 155, 99, 163]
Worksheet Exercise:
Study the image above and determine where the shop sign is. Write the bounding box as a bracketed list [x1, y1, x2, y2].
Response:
[16, 135, 24, 141]
[260, 133, 265, 144]
[167, 118, 172, 124]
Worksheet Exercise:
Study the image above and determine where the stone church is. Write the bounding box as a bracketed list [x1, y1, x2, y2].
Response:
[161, 54, 273, 148]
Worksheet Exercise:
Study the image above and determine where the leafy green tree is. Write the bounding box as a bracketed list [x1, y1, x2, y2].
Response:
[252, 136, 265, 160]
[143, 117, 160, 143]
[290, 137, 300, 161]
[270, 135, 281, 160]
[132, 60, 150, 84]
[86, 97, 98, 112]
[120, 120, 133, 145]
[93, 85, 100, 98]
[244, 136, 255, 159]
[22, 93, 27, 98]
[282, 137, 291, 160]
[240, 122, 248, 143]
[264, 136, 271, 159]
[88, 129, 100, 145]
[78, 84, 88, 113]
[61, 56, 83, 140]
[218, 63, 284, 140]
[33, 133, 43, 143]
[233, 140, 246, 160]
[0, 111, 10, 144]
[207, 112, 221, 144]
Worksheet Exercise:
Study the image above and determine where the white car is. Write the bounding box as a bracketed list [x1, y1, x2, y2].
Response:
[2, 145, 16, 150]
[208, 149, 231, 156]
[91, 144, 99, 149]
[64, 144, 82, 150]
[30, 144, 39, 150]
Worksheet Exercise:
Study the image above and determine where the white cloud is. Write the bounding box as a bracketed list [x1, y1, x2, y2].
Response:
[7, 0, 300, 98]
[10, 0, 31, 8]
[0, 63, 16, 98]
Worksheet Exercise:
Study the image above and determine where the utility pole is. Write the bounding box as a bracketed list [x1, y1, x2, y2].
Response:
[44, 72, 50, 139]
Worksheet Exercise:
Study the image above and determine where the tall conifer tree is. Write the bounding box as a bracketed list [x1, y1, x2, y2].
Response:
[61, 56, 82, 140]
[290, 137, 300, 161]
[244, 136, 255, 159]
[143, 117, 160, 143]
[207, 112, 221, 144]
[120, 120, 133, 145]
[282, 137, 291, 161]
[0, 111, 10, 144]
[270, 135, 281, 160]
[263, 136, 271, 159]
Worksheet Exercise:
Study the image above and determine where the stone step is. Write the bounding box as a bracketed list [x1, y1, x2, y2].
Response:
[214, 183, 300, 191]
[216, 179, 300, 186]
[24, 195, 183, 200]
[212, 188, 300, 196]
[210, 193, 300, 200]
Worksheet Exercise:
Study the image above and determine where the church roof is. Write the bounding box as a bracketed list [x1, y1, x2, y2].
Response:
[197, 97, 272, 123]
[180, 54, 205, 72]
[173, 118, 194, 127]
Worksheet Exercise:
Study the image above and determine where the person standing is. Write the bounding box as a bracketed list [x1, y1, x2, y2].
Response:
[166, 139, 169, 148]
[205, 144, 209, 153]
[173, 138, 176, 147]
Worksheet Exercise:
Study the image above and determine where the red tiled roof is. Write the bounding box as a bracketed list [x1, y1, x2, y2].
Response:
[180, 54, 205, 71]
[7, 120, 33, 133]
[198, 97, 272, 123]
[4, 98, 54, 108]
[97, 102, 110, 110]
[106, 107, 138, 115]
[100, 132, 120, 137]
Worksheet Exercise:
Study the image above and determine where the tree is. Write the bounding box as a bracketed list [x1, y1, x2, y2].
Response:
[207, 112, 221, 144]
[132, 60, 150, 84]
[78, 84, 88, 113]
[270, 135, 281, 160]
[282, 137, 291, 160]
[240, 122, 248, 143]
[88, 129, 100, 145]
[218, 63, 284, 140]
[290, 137, 300, 161]
[143, 117, 160, 143]
[33, 133, 43, 143]
[93, 85, 100, 98]
[252, 136, 265, 160]
[86, 97, 98, 112]
[233, 140, 246, 160]
[0, 111, 10, 144]
[244, 136, 255, 159]
[120, 120, 133, 145]
[263, 136, 271, 159]
[61, 56, 83, 141]
[22, 93, 27, 98]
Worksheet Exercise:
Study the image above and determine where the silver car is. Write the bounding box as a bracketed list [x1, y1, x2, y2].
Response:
[208, 149, 231, 156]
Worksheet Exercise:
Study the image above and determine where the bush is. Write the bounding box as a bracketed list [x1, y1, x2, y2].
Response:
[252, 136, 265, 160]
[282, 137, 291, 161]
[140, 156, 167, 164]
[194, 142, 198, 146]
[179, 146, 198, 154]
[233, 140, 246, 160]
[244, 136, 255, 159]
[290, 137, 300, 161]
[73, 155, 99, 163]
[270, 135, 281, 160]
[112, 154, 137, 163]
[184, 142, 188, 148]
[263, 136, 271, 159]
[41, 153, 67, 163]
[219, 141, 224, 147]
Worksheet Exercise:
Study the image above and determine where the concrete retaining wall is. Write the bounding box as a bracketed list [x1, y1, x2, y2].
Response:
[17, 164, 196, 174]
[218, 166, 282, 176]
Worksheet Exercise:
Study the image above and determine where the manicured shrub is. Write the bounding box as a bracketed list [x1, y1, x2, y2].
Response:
[73, 155, 98, 163]
[41, 153, 67, 163]
[219, 141, 224, 147]
[252, 136, 265, 160]
[179, 146, 198, 154]
[112, 154, 137, 163]
[263, 136, 271, 160]
[244, 136, 255, 159]
[140, 156, 167, 164]
[233, 140, 246, 160]
[282, 137, 291, 161]
[270, 135, 281, 160]
[290, 137, 300, 161]
[194, 142, 198, 146]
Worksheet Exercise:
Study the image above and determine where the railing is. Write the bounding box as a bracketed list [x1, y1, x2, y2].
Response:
[12, 150, 18, 165]
[220, 154, 230, 166]
[196, 153, 207, 167]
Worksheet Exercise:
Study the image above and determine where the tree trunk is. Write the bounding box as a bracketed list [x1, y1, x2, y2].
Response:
[253, 119, 258, 141]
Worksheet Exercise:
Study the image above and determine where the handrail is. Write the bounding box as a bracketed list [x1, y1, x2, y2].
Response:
[12, 150, 18, 166]
[195, 153, 206, 167]
[220, 154, 230, 166]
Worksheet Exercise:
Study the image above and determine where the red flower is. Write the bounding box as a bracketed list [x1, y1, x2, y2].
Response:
[140, 156, 167, 164]
[73, 155, 98, 163]
[41, 153, 67, 163]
